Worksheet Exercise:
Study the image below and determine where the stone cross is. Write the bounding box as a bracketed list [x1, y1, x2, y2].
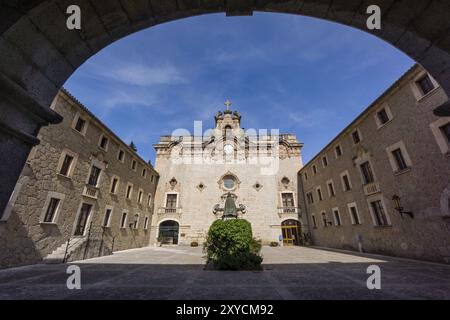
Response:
[224, 99, 232, 111]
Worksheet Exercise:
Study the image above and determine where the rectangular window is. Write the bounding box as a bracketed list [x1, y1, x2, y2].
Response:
[335, 145, 342, 157]
[118, 150, 125, 162]
[328, 182, 335, 197]
[282, 193, 295, 207]
[147, 194, 152, 207]
[392, 148, 408, 171]
[59, 154, 74, 176]
[133, 214, 140, 229]
[120, 212, 128, 229]
[342, 174, 351, 191]
[138, 190, 143, 204]
[313, 165, 317, 175]
[103, 208, 112, 227]
[322, 156, 328, 167]
[43, 198, 60, 223]
[88, 166, 101, 187]
[304, 172, 308, 181]
[377, 108, 390, 125]
[317, 188, 323, 201]
[350, 206, 361, 225]
[360, 161, 375, 184]
[142, 169, 147, 178]
[371, 200, 389, 226]
[99, 136, 109, 150]
[322, 212, 328, 227]
[417, 74, 435, 95]
[131, 160, 137, 171]
[333, 210, 342, 226]
[166, 194, 178, 208]
[74, 117, 86, 133]
[144, 217, 149, 230]
[126, 185, 133, 199]
[110, 178, 119, 194]
[306, 192, 314, 205]
[312, 215, 317, 228]
[352, 130, 361, 144]
[440, 123, 450, 144]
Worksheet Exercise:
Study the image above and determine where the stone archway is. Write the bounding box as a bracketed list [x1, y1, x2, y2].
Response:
[281, 219, 302, 246]
[158, 220, 180, 245]
[1, 1, 450, 213]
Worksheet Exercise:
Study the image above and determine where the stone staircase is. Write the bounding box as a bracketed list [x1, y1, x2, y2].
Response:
[43, 237, 87, 264]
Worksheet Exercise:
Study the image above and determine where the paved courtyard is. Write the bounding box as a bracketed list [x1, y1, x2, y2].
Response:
[0, 246, 450, 300]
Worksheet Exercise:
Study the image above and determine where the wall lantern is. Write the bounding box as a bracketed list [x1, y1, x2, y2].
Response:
[129, 214, 138, 229]
[392, 195, 414, 219]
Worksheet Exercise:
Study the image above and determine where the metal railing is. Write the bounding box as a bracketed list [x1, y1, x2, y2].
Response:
[63, 222, 116, 263]
[157, 207, 182, 215]
[277, 207, 300, 215]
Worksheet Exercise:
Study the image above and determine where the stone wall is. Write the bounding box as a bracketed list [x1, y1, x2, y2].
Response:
[299, 64, 450, 263]
[0, 90, 158, 268]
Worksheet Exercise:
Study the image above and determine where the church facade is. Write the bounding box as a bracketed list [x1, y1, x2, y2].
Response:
[150, 106, 305, 246]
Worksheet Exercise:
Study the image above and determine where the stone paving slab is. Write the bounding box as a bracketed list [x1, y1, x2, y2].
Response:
[0, 246, 449, 300]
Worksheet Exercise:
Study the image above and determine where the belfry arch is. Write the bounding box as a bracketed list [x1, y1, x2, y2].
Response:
[0, 0, 450, 214]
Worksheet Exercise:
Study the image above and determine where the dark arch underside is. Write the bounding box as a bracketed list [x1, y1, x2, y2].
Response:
[0, 0, 450, 213]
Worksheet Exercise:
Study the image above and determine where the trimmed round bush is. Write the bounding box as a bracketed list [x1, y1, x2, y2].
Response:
[204, 219, 263, 271]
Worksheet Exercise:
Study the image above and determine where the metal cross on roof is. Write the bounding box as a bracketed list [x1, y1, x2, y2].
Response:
[224, 99, 232, 110]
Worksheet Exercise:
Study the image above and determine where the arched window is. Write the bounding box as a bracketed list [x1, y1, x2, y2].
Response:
[223, 125, 232, 137]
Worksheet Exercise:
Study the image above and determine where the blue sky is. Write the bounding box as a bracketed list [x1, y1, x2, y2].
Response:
[64, 12, 414, 164]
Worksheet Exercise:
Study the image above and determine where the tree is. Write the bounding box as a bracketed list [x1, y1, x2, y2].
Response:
[129, 141, 137, 152]
[204, 219, 263, 271]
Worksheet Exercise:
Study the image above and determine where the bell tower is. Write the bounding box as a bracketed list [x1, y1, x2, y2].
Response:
[214, 100, 242, 132]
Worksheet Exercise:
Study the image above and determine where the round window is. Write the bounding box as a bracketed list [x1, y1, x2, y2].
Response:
[223, 175, 236, 190]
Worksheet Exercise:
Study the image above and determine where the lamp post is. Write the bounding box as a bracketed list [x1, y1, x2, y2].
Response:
[392, 195, 414, 219]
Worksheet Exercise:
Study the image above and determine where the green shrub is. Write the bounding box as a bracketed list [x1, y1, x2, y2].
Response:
[204, 219, 263, 271]
[214, 252, 263, 271]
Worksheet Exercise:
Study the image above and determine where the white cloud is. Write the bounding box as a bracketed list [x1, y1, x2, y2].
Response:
[103, 90, 159, 109]
[84, 60, 187, 87]
[209, 45, 268, 64]
[110, 64, 186, 86]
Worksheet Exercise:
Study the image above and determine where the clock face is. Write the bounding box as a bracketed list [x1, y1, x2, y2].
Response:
[224, 144, 234, 155]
